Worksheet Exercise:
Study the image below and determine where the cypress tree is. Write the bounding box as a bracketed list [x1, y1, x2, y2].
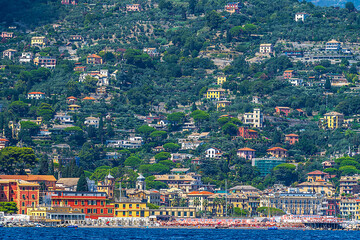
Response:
[77, 174, 88, 192]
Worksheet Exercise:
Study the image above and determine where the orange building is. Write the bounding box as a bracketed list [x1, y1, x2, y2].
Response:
[283, 70, 295, 79]
[0, 175, 57, 190]
[307, 170, 329, 182]
[51, 191, 114, 219]
[285, 134, 299, 145]
[0, 179, 40, 214]
[267, 147, 288, 158]
[86, 54, 103, 64]
[238, 127, 258, 139]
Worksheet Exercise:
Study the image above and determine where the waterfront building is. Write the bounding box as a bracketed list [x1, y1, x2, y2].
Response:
[150, 207, 196, 218]
[113, 199, 149, 218]
[51, 191, 114, 219]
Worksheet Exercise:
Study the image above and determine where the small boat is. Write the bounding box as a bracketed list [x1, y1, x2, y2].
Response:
[268, 226, 278, 230]
[67, 225, 78, 229]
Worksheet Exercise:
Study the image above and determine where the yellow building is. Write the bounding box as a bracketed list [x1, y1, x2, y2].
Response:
[297, 180, 334, 197]
[68, 104, 81, 111]
[150, 207, 196, 218]
[320, 112, 344, 130]
[97, 173, 115, 199]
[31, 36, 48, 46]
[113, 201, 150, 218]
[216, 100, 231, 110]
[206, 88, 226, 100]
[27, 206, 85, 223]
[217, 76, 226, 85]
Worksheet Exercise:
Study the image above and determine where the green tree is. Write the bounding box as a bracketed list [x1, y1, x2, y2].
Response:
[222, 122, 238, 136]
[77, 174, 89, 191]
[124, 156, 142, 168]
[155, 152, 171, 161]
[272, 163, 298, 186]
[163, 143, 180, 152]
[8, 101, 29, 117]
[36, 103, 54, 121]
[205, 10, 223, 29]
[0, 147, 37, 174]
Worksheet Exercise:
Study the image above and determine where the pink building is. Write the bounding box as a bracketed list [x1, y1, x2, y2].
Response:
[275, 106, 292, 116]
[285, 134, 299, 145]
[61, 0, 78, 5]
[237, 148, 256, 160]
[1, 32, 14, 39]
[283, 70, 294, 79]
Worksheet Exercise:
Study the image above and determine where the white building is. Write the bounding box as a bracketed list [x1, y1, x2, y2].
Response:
[289, 78, 304, 86]
[3, 49, 17, 59]
[242, 108, 263, 128]
[27, 92, 45, 100]
[205, 147, 222, 158]
[295, 12, 308, 22]
[259, 44, 273, 54]
[19, 52, 33, 63]
[79, 69, 109, 86]
[84, 116, 100, 128]
[54, 113, 74, 124]
[326, 40, 341, 51]
[106, 136, 143, 149]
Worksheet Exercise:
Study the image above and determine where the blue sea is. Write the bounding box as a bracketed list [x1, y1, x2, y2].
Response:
[1, 228, 360, 240]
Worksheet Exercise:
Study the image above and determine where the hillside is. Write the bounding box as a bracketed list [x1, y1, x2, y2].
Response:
[309, 0, 360, 8]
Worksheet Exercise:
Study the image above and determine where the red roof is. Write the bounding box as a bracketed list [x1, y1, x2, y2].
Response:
[87, 54, 102, 59]
[0, 138, 9, 142]
[307, 170, 328, 175]
[83, 97, 96, 100]
[267, 147, 288, 151]
[238, 147, 256, 151]
[248, 129, 258, 133]
[67, 96, 77, 99]
[28, 92, 45, 95]
[188, 191, 214, 195]
[286, 134, 299, 137]
[0, 175, 56, 182]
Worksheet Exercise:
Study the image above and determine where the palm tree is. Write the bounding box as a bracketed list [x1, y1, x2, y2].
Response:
[194, 197, 201, 216]
[203, 199, 208, 217]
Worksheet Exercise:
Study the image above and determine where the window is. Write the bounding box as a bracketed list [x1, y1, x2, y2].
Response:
[22, 194, 25, 199]
[81, 200, 85, 205]
[65, 200, 68, 205]
[190, 212, 193, 217]
[184, 212, 187, 217]
[32, 195, 35, 199]
[22, 202, 25, 206]
[129, 204, 132, 208]
[101, 209, 103, 214]
[136, 204, 139, 209]
[123, 204, 126, 209]
[123, 211, 125, 216]
[94, 209, 97, 214]
[136, 211, 139, 216]
[75, 200, 78, 205]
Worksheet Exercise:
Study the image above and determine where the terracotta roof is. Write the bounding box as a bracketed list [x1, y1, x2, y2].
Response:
[286, 134, 299, 137]
[28, 92, 45, 95]
[0, 138, 9, 141]
[307, 170, 328, 175]
[67, 96, 77, 99]
[87, 54, 102, 58]
[83, 97, 96, 100]
[0, 175, 56, 182]
[188, 191, 214, 195]
[69, 104, 80, 107]
[248, 129, 257, 132]
[284, 70, 294, 73]
[237, 147, 256, 151]
[267, 147, 288, 151]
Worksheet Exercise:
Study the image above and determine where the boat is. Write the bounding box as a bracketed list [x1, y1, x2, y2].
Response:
[268, 226, 278, 230]
[67, 225, 78, 229]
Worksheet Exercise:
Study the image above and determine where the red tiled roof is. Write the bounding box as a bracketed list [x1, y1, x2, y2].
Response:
[87, 54, 102, 59]
[28, 92, 45, 95]
[188, 191, 214, 195]
[238, 147, 256, 151]
[248, 129, 257, 132]
[67, 96, 77, 99]
[83, 97, 96, 100]
[286, 134, 299, 137]
[307, 170, 328, 175]
[267, 147, 288, 151]
[0, 175, 56, 182]
[0, 138, 9, 141]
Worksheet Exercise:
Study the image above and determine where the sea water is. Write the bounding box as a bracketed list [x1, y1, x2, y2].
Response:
[0, 228, 358, 240]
